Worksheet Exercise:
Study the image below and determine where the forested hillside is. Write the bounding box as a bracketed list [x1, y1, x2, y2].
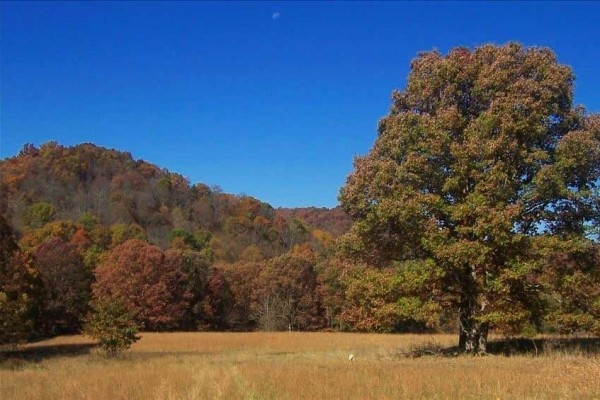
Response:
[276, 207, 351, 238]
[0, 142, 353, 338]
[0, 142, 347, 260]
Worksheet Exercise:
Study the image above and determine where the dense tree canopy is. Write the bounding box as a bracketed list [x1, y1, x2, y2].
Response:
[93, 239, 191, 330]
[33, 238, 92, 335]
[0, 215, 42, 345]
[0, 142, 347, 262]
[0, 142, 344, 337]
[339, 43, 600, 353]
[252, 249, 325, 331]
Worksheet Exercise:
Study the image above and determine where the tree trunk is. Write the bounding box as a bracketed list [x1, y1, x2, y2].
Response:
[458, 297, 489, 355]
[478, 322, 489, 354]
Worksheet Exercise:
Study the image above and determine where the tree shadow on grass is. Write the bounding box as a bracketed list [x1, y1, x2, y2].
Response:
[1, 343, 96, 364]
[399, 336, 600, 358]
[485, 337, 600, 357]
[0, 343, 218, 369]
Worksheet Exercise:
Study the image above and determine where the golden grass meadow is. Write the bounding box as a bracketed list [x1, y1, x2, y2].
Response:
[1, 332, 599, 400]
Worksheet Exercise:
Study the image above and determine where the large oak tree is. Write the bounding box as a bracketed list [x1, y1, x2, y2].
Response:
[339, 43, 600, 353]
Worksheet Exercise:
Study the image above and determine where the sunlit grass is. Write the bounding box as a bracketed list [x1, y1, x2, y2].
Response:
[1, 332, 599, 399]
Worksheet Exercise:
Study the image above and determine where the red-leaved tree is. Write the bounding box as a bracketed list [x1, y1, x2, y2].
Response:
[93, 239, 190, 330]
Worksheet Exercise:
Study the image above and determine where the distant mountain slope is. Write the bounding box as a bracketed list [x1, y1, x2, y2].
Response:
[0, 142, 348, 261]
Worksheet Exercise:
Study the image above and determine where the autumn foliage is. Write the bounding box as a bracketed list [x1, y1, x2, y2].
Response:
[0, 43, 598, 350]
[339, 43, 600, 352]
[0, 216, 43, 346]
[93, 240, 191, 330]
[33, 237, 92, 335]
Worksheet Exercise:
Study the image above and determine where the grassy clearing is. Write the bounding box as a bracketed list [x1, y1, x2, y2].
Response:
[1, 332, 599, 399]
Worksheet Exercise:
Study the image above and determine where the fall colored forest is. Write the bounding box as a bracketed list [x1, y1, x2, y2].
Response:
[1, 44, 599, 355]
[0, 141, 353, 336]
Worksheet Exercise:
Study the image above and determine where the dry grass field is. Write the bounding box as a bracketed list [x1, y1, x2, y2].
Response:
[1, 332, 599, 400]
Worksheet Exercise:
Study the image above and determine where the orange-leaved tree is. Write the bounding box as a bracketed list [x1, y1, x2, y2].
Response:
[93, 239, 191, 330]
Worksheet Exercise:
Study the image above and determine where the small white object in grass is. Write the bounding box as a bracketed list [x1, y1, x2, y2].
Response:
[348, 353, 355, 362]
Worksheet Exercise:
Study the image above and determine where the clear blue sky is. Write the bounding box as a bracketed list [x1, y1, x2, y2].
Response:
[1, 1, 599, 208]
